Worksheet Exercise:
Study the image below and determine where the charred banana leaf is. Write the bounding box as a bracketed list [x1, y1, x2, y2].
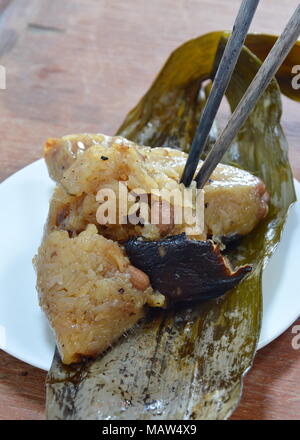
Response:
[46, 32, 297, 420]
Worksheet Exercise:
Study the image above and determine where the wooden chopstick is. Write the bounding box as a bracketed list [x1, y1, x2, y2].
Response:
[195, 4, 300, 189]
[180, 0, 260, 188]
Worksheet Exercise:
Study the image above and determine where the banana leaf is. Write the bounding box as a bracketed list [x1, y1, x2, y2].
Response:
[46, 32, 298, 420]
[245, 34, 300, 102]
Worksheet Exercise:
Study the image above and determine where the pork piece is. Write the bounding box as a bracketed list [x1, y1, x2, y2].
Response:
[33, 224, 164, 364]
[45, 134, 269, 241]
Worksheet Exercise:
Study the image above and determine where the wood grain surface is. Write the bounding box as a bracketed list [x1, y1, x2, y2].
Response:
[0, 0, 299, 420]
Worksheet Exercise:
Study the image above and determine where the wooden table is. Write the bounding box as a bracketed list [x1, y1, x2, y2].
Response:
[0, 0, 299, 420]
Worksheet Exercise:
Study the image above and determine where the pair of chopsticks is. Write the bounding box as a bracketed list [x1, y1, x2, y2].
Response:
[180, 1, 300, 189]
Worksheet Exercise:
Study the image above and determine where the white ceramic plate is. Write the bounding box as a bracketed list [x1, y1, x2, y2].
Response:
[0, 160, 299, 371]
